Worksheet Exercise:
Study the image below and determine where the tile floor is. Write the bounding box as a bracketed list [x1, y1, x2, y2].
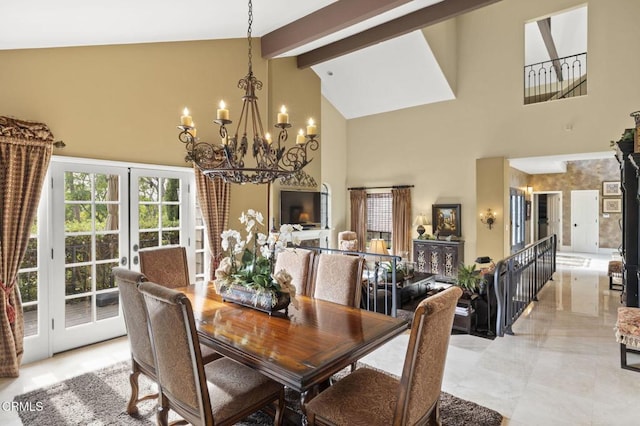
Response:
[1, 252, 639, 425]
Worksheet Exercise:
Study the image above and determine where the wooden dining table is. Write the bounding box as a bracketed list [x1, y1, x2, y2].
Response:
[175, 283, 408, 401]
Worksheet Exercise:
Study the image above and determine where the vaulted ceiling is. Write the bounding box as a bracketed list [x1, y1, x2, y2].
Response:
[1, 0, 499, 119]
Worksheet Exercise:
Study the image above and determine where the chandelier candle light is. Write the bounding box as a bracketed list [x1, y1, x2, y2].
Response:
[177, 0, 319, 185]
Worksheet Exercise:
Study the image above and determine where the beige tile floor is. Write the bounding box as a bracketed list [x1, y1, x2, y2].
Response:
[1, 252, 639, 425]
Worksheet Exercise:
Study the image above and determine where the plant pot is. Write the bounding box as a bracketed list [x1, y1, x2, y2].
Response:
[218, 283, 290, 315]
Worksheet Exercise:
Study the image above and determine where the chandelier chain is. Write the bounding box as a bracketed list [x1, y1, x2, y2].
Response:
[247, 0, 253, 72]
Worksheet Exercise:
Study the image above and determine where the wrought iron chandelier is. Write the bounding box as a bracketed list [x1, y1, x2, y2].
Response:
[177, 0, 319, 185]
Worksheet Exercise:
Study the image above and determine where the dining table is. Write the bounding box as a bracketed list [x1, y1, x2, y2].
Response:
[175, 283, 408, 404]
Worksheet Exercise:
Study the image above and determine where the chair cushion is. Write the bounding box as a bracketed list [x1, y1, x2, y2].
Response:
[616, 307, 640, 348]
[305, 368, 399, 425]
[205, 358, 283, 424]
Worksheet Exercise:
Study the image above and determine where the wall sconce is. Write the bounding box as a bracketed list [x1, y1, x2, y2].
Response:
[480, 208, 497, 230]
[413, 213, 431, 238]
[526, 186, 533, 195]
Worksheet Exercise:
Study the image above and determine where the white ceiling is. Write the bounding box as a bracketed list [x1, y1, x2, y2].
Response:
[509, 151, 614, 175]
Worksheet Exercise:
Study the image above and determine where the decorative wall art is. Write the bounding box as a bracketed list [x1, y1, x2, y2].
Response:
[432, 204, 461, 237]
[602, 181, 622, 196]
[603, 198, 622, 213]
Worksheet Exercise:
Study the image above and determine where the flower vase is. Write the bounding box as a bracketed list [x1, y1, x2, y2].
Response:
[218, 283, 290, 315]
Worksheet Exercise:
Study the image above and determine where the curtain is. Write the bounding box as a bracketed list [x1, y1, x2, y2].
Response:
[392, 188, 412, 258]
[194, 168, 230, 279]
[349, 189, 367, 252]
[0, 116, 53, 377]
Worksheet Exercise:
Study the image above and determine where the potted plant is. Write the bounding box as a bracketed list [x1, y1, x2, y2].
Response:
[454, 263, 484, 297]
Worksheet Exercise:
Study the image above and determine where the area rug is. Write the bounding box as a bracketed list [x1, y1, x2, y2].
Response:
[14, 361, 503, 425]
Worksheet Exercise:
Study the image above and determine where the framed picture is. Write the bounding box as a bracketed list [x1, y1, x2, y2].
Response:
[432, 204, 461, 237]
[603, 198, 622, 213]
[602, 181, 622, 196]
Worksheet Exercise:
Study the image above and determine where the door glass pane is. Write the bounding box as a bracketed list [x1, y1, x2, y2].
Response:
[18, 214, 38, 337]
[138, 176, 181, 252]
[65, 265, 92, 295]
[66, 235, 92, 263]
[97, 291, 120, 320]
[162, 230, 179, 245]
[96, 234, 119, 261]
[65, 296, 92, 327]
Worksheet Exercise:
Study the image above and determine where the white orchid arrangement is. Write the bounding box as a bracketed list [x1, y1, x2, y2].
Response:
[215, 209, 303, 304]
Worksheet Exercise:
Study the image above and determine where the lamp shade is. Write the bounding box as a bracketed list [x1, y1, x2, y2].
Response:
[413, 214, 429, 226]
[369, 239, 389, 256]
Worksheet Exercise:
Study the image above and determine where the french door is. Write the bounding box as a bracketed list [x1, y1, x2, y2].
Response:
[46, 160, 194, 354]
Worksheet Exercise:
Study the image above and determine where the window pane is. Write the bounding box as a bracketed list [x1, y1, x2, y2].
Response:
[18, 271, 38, 303]
[139, 205, 159, 229]
[96, 234, 119, 261]
[138, 177, 159, 201]
[139, 231, 159, 249]
[65, 296, 92, 328]
[162, 178, 180, 202]
[65, 265, 92, 295]
[97, 291, 120, 321]
[65, 204, 93, 232]
[96, 262, 118, 290]
[162, 204, 180, 227]
[65, 172, 92, 201]
[23, 305, 37, 337]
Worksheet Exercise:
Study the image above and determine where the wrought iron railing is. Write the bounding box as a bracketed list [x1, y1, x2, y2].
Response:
[493, 234, 557, 336]
[524, 52, 587, 105]
[306, 246, 405, 317]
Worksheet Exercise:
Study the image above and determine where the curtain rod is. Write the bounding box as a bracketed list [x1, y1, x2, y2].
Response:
[347, 185, 414, 190]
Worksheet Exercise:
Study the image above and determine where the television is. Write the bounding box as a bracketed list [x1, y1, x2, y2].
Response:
[280, 190, 321, 227]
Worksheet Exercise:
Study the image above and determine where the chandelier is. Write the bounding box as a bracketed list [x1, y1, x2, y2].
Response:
[177, 0, 319, 185]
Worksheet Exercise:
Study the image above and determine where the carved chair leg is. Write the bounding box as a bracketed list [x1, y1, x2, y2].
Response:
[429, 400, 442, 426]
[127, 368, 141, 415]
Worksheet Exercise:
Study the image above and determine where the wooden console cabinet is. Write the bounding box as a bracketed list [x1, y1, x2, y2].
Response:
[413, 239, 464, 282]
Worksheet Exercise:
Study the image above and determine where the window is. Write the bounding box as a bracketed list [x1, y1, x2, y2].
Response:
[367, 192, 392, 247]
[524, 5, 587, 104]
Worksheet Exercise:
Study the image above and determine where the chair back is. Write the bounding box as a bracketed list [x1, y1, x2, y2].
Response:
[310, 253, 365, 307]
[338, 231, 358, 251]
[113, 267, 155, 377]
[139, 246, 190, 289]
[394, 286, 462, 424]
[139, 281, 213, 425]
[274, 248, 315, 296]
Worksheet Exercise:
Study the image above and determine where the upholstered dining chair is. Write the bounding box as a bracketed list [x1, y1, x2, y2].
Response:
[304, 286, 463, 426]
[138, 281, 285, 426]
[139, 245, 190, 289]
[113, 267, 220, 416]
[309, 253, 365, 308]
[273, 248, 315, 296]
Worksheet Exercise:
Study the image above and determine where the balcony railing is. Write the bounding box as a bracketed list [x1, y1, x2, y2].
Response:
[524, 52, 587, 105]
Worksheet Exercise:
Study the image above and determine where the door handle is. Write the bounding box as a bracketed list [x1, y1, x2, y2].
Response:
[573, 223, 578, 227]
[120, 256, 128, 266]
[133, 256, 139, 265]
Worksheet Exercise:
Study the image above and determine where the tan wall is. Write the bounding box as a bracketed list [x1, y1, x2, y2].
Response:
[529, 157, 621, 249]
[321, 97, 348, 248]
[477, 158, 509, 261]
[0, 38, 320, 226]
[346, 0, 640, 261]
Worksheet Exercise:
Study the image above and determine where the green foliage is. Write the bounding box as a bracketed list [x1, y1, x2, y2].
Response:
[455, 263, 484, 292]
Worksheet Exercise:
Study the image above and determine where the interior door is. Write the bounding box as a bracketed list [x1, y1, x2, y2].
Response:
[547, 193, 561, 240]
[570, 190, 599, 253]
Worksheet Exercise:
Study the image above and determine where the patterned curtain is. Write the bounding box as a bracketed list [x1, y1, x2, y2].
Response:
[0, 117, 53, 377]
[392, 187, 412, 258]
[194, 168, 230, 279]
[349, 189, 367, 252]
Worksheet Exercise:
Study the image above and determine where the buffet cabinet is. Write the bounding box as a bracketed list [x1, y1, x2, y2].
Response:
[413, 239, 464, 282]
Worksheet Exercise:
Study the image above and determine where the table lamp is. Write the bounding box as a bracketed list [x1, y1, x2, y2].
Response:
[369, 239, 389, 284]
[413, 214, 430, 238]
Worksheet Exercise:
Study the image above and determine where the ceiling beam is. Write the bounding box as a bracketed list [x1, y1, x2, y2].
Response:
[296, 0, 502, 69]
[261, 0, 412, 59]
[537, 18, 564, 82]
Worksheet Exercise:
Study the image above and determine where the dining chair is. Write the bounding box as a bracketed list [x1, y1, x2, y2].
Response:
[304, 286, 463, 426]
[309, 253, 365, 308]
[139, 245, 190, 289]
[113, 267, 220, 416]
[273, 248, 315, 296]
[138, 281, 285, 426]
